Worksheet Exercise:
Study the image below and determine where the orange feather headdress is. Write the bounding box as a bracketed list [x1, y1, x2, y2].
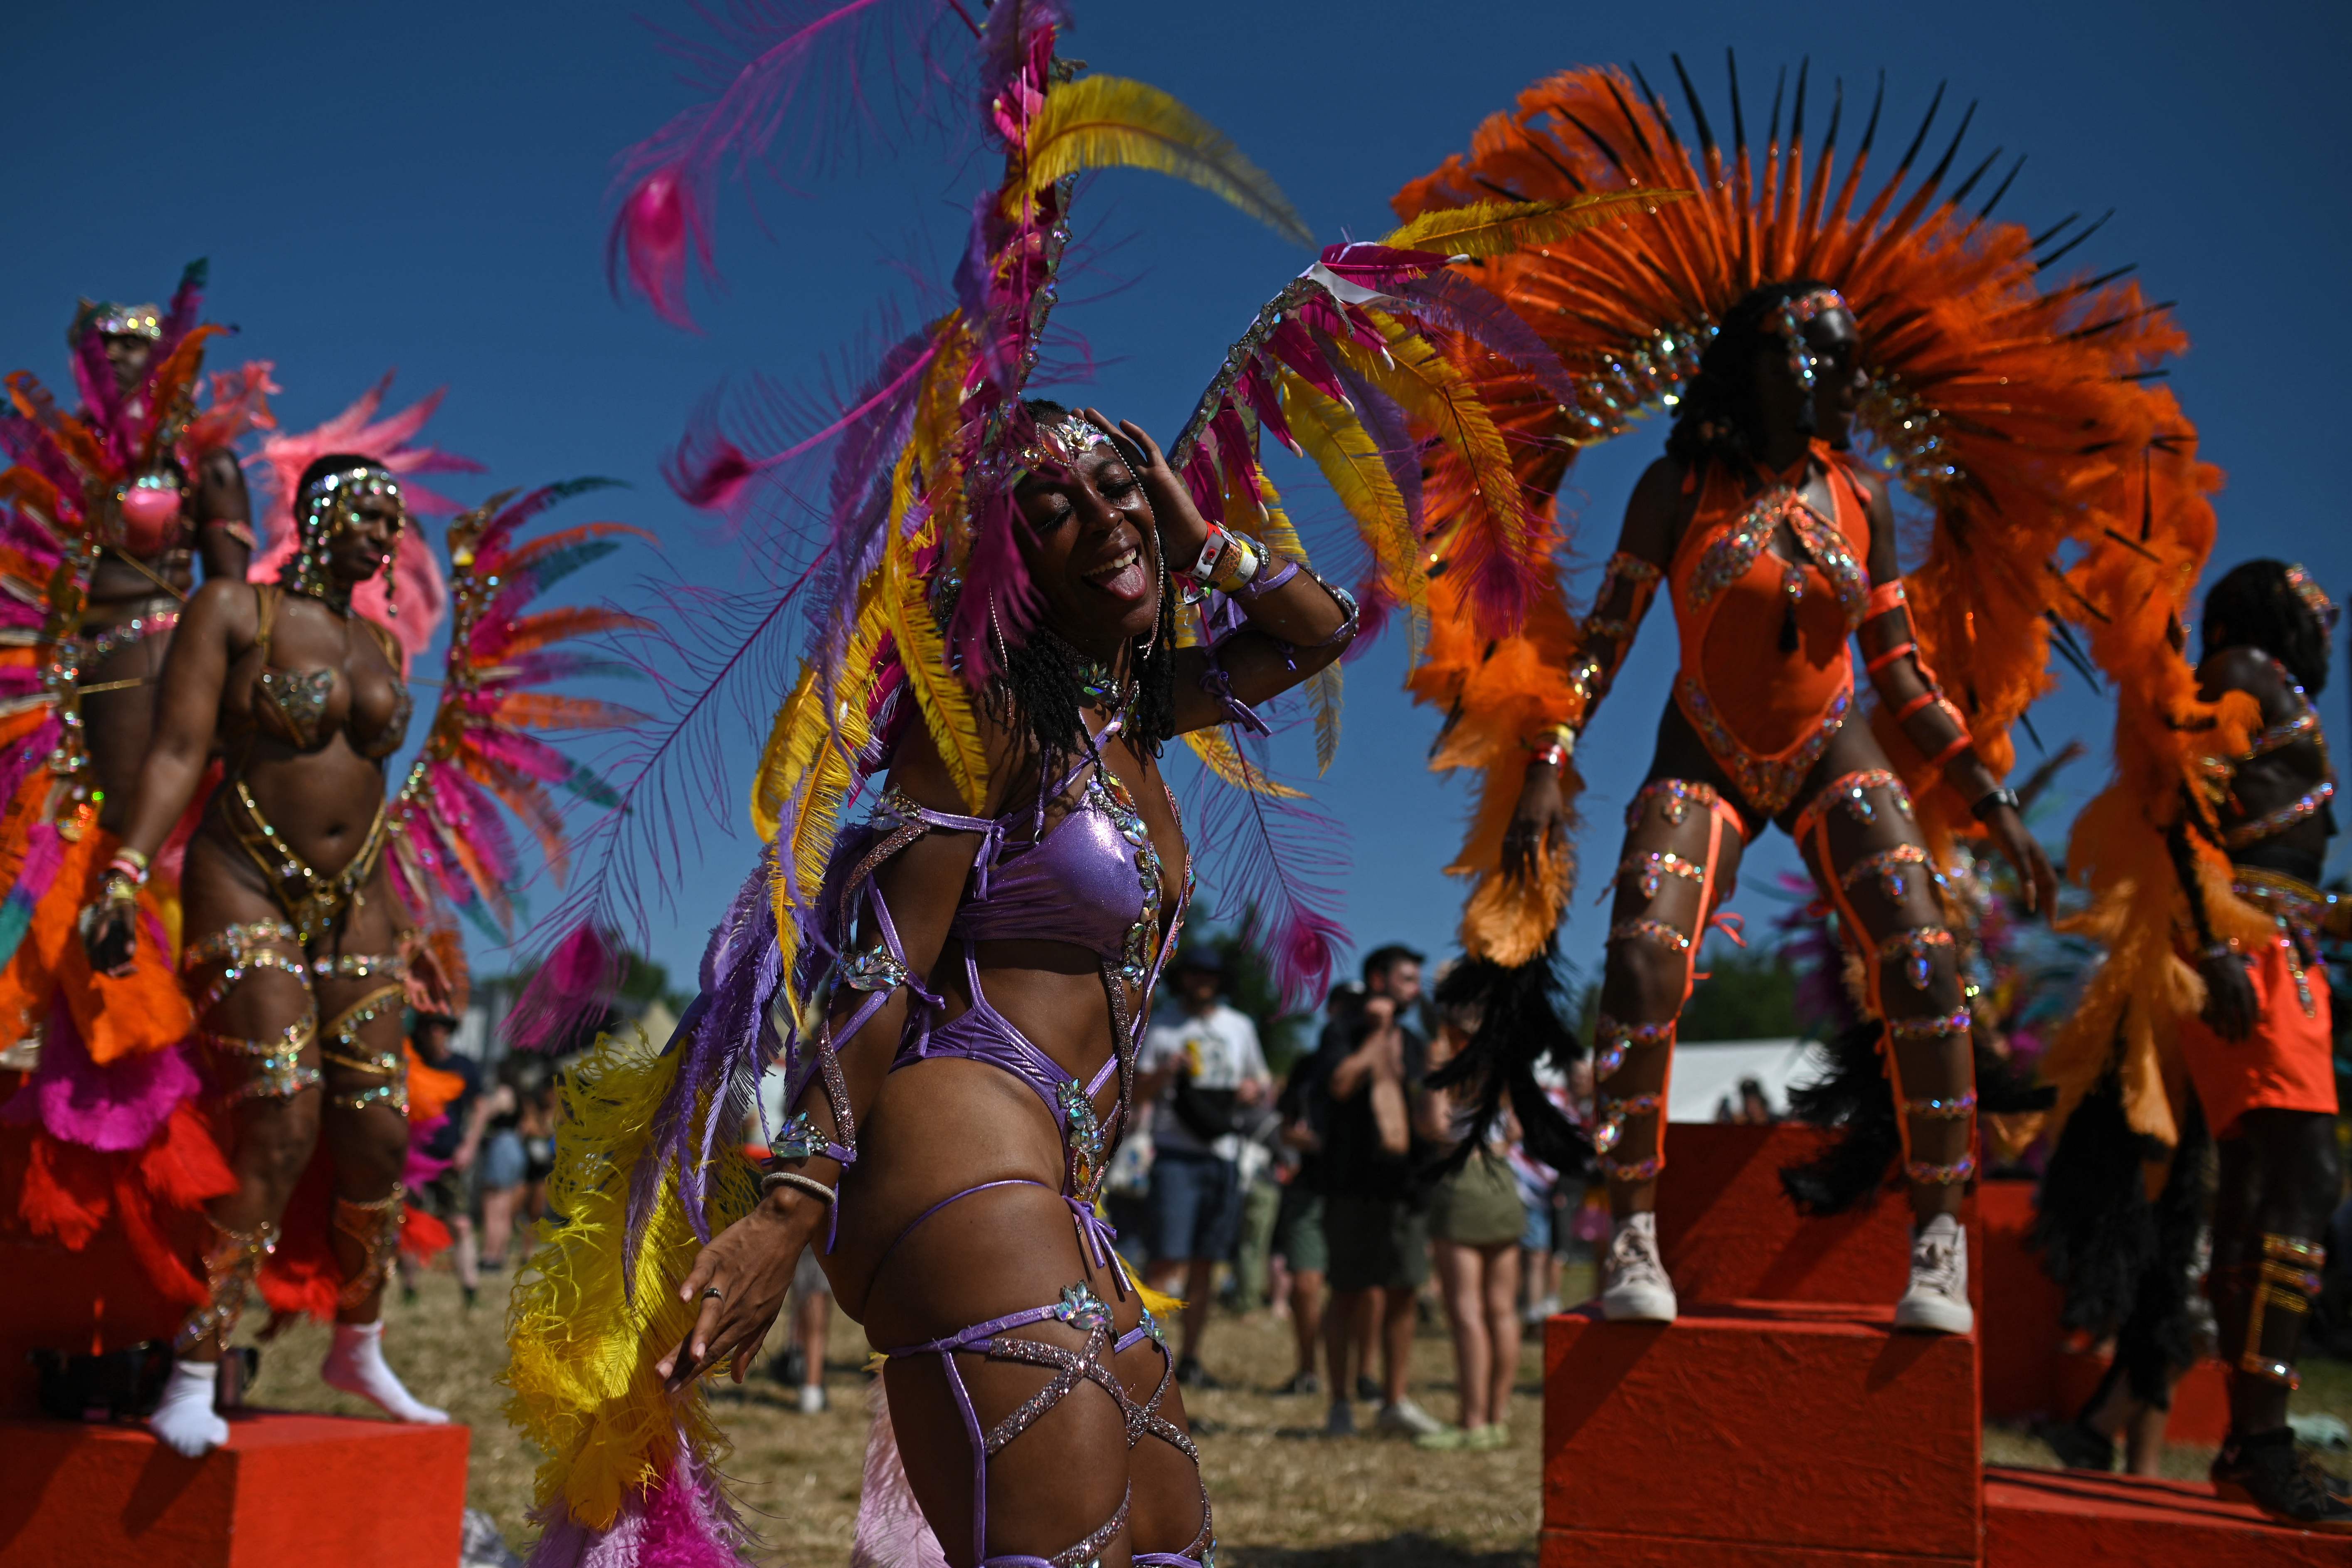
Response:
[1393, 57, 2239, 1050]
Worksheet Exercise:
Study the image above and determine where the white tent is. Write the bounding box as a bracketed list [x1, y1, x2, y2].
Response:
[1666, 1037, 1832, 1123]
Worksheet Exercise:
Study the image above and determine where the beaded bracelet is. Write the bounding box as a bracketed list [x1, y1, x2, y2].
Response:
[759, 1170, 838, 1206]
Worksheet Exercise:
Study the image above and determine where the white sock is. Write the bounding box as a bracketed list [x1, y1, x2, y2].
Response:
[150, 1360, 229, 1457]
[321, 1321, 449, 1424]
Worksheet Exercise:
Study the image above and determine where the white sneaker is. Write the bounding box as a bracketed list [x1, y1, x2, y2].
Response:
[1599, 1212, 1677, 1322]
[1376, 1397, 1446, 1438]
[798, 1383, 828, 1414]
[1893, 1213, 1973, 1335]
[1520, 1293, 1561, 1326]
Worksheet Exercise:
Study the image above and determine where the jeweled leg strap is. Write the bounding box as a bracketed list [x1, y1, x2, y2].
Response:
[203, 1019, 323, 1101]
[176, 1218, 280, 1352]
[1595, 780, 1742, 1183]
[187, 920, 323, 1100]
[894, 1282, 1137, 1568]
[318, 981, 411, 1113]
[1802, 773, 1976, 1186]
[334, 1184, 408, 1312]
[2240, 1233, 2325, 1388]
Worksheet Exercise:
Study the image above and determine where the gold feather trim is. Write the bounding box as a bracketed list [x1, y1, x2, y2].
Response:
[1182, 727, 1306, 798]
[1020, 74, 1310, 243]
[1380, 191, 1684, 260]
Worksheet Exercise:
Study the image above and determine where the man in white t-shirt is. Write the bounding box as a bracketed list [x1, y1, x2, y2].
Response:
[1138, 948, 1270, 1388]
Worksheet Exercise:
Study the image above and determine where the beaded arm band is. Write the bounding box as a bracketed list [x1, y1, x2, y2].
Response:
[1858, 581, 1982, 780]
[1523, 552, 1662, 761]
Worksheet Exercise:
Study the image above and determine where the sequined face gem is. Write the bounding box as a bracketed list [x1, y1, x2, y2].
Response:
[2284, 564, 2340, 634]
[1773, 287, 1852, 391]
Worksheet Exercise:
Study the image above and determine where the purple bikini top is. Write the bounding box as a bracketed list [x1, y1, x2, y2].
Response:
[851, 717, 1175, 978]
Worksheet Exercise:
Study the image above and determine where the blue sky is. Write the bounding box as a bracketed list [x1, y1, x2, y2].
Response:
[5, 0, 2345, 991]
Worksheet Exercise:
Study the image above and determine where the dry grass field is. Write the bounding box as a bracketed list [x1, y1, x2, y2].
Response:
[240, 1260, 2352, 1566]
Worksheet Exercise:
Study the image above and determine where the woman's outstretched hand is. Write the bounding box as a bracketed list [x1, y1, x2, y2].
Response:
[1981, 800, 2060, 918]
[1504, 763, 1570, 881]
[1081, 408, 1210, 569]
[657, 1194, 825, 1389]
[80, 902, 138, 978]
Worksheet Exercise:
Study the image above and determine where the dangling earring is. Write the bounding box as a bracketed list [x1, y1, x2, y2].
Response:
[383, 522, 401, 620]
[1139, 547, 1169, 659]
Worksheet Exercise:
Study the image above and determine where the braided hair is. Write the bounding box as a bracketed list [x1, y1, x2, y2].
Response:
[2203, 558, 2335, 695]
[985, 401, 1177, 763]
[1665, 278, 1839, 471]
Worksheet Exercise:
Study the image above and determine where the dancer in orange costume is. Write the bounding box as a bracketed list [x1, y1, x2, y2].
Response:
[2039, 560, 2351, 1529]
[1395, 57, 2216, 1331]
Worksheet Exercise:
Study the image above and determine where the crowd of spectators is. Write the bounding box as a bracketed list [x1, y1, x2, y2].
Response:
[1118, 940, 1599, 1448]
[396, 1012, 562, 1310]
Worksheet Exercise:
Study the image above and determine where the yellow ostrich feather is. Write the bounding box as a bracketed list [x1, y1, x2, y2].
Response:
[1324, 321, 1533, 601]
[1018, 74, 1310, 244]
[1274, 365, 1430, 655]
[748, 572, 890, 1032]
[1217, 467, 1343, 774]
[888, 507, 989, 811]
[502, 1027, 762, 1532]
[1182, 726, 1307, 799]
[1380, 190, 1683, 259]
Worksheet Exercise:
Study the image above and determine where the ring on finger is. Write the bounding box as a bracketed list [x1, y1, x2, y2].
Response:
[701, 1286, 724, 1302]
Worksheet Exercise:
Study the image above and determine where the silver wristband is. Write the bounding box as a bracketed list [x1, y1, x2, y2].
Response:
[759, 1169, 838, 1206]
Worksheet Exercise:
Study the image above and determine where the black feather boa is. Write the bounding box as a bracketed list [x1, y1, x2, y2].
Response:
[1425, 943, 1592, 1180]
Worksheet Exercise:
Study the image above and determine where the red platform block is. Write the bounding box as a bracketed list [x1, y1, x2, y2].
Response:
[1977, 1178, 2065, 1422]
[2047, 1349, 2232, 1448]
[1542, 1302, 1982, 1566]
[0, 1230, 193, 1418]
[1655, 1123, 1979, 1311]
[1986, 1464, 2352, 1567]
[0, 1410, 468, 1567]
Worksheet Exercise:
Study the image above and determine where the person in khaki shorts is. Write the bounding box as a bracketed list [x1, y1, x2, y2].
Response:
[1412, 987, 1529, 1450]
[1314, 945, 1443, 1439]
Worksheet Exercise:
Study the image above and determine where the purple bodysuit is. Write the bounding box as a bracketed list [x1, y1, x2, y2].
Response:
[816, 716, 1211, 1568]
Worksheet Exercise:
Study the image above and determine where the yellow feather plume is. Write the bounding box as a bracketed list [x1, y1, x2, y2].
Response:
[502, 1027, 761, 1532]
[748, 572, 890, 1033]
[1182, 726, 1307, 798]
[1020, 74, 1310, 244]
[1324, 321, 1533, 599]
[888, 511, 989, 812]
[1380, 191, 1681, 259]
[1217, 467, 1343, 774]
[1275, 366, 1430, 657]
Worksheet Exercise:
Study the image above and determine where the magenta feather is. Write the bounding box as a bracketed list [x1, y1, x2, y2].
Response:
[610, 167, 713, 332]
[606, 0, 966, 326]
[851, 1377, 951, 1568]
[0, 1010, 199, 1154]
[507, 921, 627, 1055]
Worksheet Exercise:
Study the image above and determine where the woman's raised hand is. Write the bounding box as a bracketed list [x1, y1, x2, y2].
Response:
[1081, 408, 1210, 567]
[657, 1193, 826, 1389]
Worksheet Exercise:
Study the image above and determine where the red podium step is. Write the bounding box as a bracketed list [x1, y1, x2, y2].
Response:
[1654, 1124, 1979, 1309]
[0, 1410, 469, 1567]
[1985, 1465, 2352, 1567]
[1541, 1302, 1982, 1566]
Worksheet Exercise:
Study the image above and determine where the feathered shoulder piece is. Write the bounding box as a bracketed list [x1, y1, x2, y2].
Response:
[1393, 56, 2227, 954]
[385, 480, 648, 1003]
[248, 376, 484, 670]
